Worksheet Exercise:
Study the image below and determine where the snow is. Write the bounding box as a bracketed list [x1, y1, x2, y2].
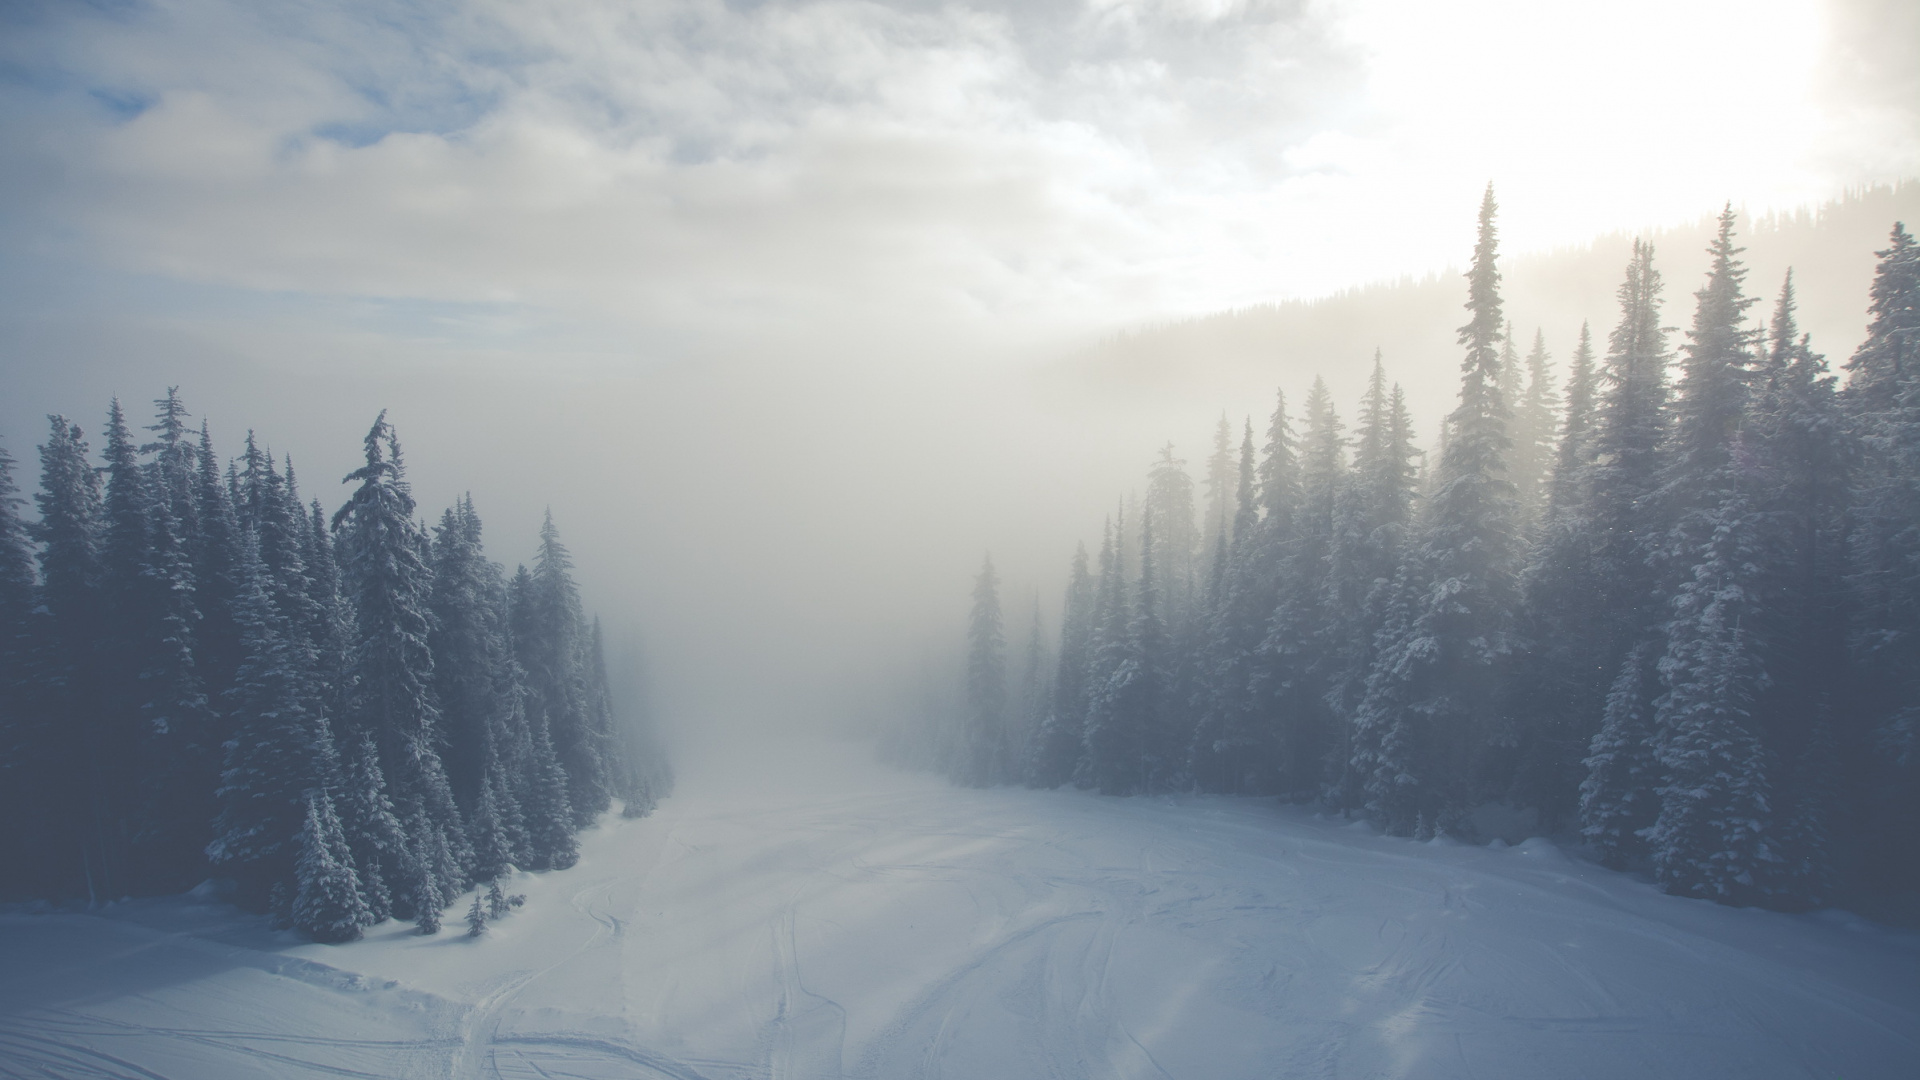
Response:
[3, 736, 1917, 1080]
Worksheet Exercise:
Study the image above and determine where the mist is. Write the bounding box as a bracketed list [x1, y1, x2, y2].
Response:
[6, 0, 1920, 1074]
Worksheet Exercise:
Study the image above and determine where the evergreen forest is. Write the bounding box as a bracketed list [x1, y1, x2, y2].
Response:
[919, 189, 1920, 917]
[0, 404, 669, 942]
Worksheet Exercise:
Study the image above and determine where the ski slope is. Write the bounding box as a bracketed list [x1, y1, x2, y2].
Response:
[3, 736, 1916, 1080]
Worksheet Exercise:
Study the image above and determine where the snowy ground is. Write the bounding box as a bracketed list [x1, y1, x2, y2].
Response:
[3, 737, 1916, 1080]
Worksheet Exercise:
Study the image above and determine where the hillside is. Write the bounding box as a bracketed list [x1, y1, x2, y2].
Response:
[1049, 182, 1920, 430]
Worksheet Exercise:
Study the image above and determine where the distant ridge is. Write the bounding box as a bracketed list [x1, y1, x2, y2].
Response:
[1052, 182, 1920, 428]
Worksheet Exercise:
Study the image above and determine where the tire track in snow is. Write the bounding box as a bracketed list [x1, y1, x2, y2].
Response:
[767, 883, 849, 1080]
[452, 806, 693, 1080]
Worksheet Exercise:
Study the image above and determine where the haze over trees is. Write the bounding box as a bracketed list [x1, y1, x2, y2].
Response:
[910, 191, 1920, 917]
[0, 402, 669, 941]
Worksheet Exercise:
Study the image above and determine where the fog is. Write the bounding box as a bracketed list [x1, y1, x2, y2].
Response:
[3, 0, 1917, 751]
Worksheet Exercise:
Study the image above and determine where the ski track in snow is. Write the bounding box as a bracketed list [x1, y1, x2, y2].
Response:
[3, 736, 1918, 1080]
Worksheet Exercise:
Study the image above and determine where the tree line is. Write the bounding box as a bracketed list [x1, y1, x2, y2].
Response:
[926, 188, 1920, 915]
[0, 402, 669, 941]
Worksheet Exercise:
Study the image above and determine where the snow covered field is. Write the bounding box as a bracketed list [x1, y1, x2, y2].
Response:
[2, 736, 1916, 1080]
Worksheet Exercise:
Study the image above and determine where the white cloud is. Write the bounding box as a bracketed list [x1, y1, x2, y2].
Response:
[0, 0, 1911, 363]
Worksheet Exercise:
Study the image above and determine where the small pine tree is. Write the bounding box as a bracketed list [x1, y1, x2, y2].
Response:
[1645, 495, 1777, 904]
[1578, 640, 1661, 867]
[293, 791, 371, 944]
[466, 892, 487, 937]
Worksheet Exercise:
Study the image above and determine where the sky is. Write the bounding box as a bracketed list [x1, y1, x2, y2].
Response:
[2, 0, 1916, 735]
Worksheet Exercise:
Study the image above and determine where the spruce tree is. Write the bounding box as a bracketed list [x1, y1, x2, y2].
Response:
[1326, 361, 1419, 808]
[333, 412, 467, 911]
[1361, 184, 1520, 832]
[1742, 272, 1849, 909]
[1513, 322, 1605, 824]
[335, 729, 404, 922]
[515, 512, 613, 827]
[1840, 222, 1918, 417]
[0, 440, 47, 898]
[192, 422, 244, 709]
[1202, 414, 1236, 575]
[34, 416, 104, 900]
[132, 479, 214, 890]
[292, 790, 371, 944]
[1577, 640, 1661, 867]
[1545, 322, 1599, 520]
[1642, 210, 1776, 903]
[1511, 329, 1560, 530]
[1656, 205, 1761, 562]
[207, 536, 344, 910]
[95, 400, 151, 888]
[1567, 243, 1676, 843]
[1843, 222, 1920, 899]
[1146, 445, 1200, 623]
[1087, 513, 1165, 795]
[1644, 490, 1776, 903]
[1349, 559, 1427, 834]
[1263, 376, 1344, 798]
[432, 497, 515, 815]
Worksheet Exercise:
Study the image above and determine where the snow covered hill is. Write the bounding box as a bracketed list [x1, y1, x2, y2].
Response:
[3, 737, 1915, 1080]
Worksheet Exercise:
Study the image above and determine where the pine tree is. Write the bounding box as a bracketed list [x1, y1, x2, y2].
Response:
[1645, 492, 1776, 903]
[1577, 640, 1661, 867]
[1078, 517, 1123, 790]
[407, 809, 446, 934]
[1638, 210, 1777, 904]
[1841, 222, 1918, 417]
[466, 891, 488, 937]
[1512, 325, 1603, 823]
[191, 422, 244, 712]
[1326, 361, 1419, 808]
[0, 440, 47, 899]
[1031, 544, 1093, 788]
[1361, 184, 1521, 832]
[1740, 271, 1849, 909]
[1263, 376, 1344, 798]
[432, 497, 517, 818]
[1511, 329, 1560, 530]
[1349, 559, 1427, 834]
[333, 412, 467, 912]
[1545, 323, 1600, 520]
[1657, 205, 1761, 566]
[207, 536, 344, 910]
[1202, 414, 1236, 576]
[131, 477, 214, 890]
[293, 790, 371, 944]
[94, 399, 151, 889]
[1556, 243, 1676, 837]
[519, 698, 580, 871]
[1843, 222, 1920, 900]
[34, 415, 105, 900]
[1146, 445, 1200, 622]
[515, 512, 612, 827]
[335, 729, 403, 922]
[0, 441, 33, 653]
[1088, 512, 1166, 795]
[1194, 401, 1293, 795]
[962, 555, 1009, 786]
